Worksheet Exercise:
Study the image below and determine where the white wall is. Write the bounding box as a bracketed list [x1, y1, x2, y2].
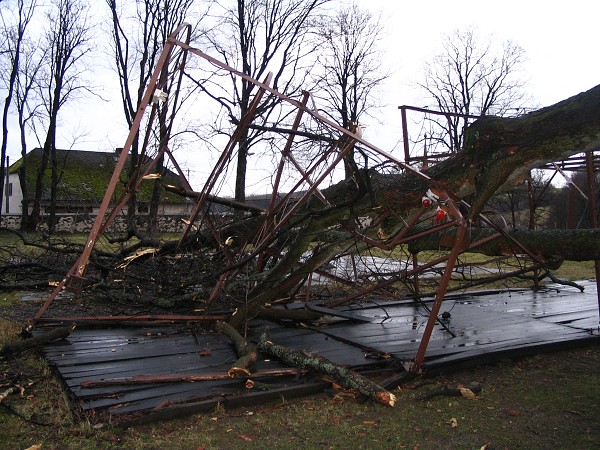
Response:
[3, 172, 22, 215]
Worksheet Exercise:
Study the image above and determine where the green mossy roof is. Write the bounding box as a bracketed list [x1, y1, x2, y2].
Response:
[12, 148, 186, 204]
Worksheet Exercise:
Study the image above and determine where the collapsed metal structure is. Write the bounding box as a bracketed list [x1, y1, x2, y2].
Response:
[33, 24, 600, 372]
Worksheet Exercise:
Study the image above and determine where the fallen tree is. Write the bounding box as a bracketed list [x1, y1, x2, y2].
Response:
[25, 84, 600, 330]
[257, 331, 397, 407]
[220, 85, 600, 326]
[408, 227, 600, 262]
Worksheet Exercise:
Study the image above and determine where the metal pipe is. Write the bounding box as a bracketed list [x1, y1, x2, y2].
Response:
[411, 219, 467, 372]
[585, 151, 600, 323]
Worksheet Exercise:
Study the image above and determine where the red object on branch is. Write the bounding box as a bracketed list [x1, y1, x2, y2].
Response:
[435, 207, 446, 221]
[421, 197, 432, 208]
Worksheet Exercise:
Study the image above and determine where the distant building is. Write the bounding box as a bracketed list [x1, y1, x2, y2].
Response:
[2, 148, 192, 229]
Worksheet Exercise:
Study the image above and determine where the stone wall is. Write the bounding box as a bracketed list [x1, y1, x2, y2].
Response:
[0, 215, 21, 230]
[0, 214, 188, 233]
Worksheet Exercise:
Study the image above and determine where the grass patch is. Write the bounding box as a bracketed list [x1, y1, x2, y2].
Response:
[0, 318, 20, 345]
[0, 292, 21, 308]
[553, 259, 597, 280]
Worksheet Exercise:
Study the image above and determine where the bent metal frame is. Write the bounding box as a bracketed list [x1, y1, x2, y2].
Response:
[32, 24, 595, 372]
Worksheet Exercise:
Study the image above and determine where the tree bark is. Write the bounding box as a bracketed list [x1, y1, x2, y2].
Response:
[216, 320, 258, 377]
[407, 227, 600, 262]
[257, 332, 396, 407]
[0, 324, 74, 357]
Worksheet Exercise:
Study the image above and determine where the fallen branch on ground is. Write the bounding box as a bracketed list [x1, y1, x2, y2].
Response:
[0, 386, 18, 403]
[0, 325, 75, 357]
[416, 383, 482, 400]
[534, 271, 584, 292]
[216, 321, 258, 377]
[257, 331, 396, 407]
[245, 379, 294, 391]
[79, 368, 302, 388]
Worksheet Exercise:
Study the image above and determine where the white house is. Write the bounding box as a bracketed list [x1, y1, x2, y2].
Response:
[1, 148, 193, 231]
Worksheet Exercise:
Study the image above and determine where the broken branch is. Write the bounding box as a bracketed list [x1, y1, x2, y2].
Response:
[416, 383, 482, 400]
[80, 368, 302, 388]
[0, 325, 75, 357]
[257, 331, 396, 407]
[216, 321, 258, 376]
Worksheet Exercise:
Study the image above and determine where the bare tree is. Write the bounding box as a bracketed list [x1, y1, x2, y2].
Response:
[0, 0, 36, 220]
[106, 0, 201, 233]
[418, 27, 531, 154]
[524, 169, 555, 230]
[13, 21, 45, 228]
[206, 0, 330, 201]
[312, 2, 388, 178]
[25, 0, 92, 232]
[487, 169, 554, 230]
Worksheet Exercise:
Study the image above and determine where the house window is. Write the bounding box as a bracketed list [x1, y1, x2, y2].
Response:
[6, 183, 11, 196]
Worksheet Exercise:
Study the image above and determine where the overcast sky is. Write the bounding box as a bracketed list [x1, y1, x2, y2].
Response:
[6, 0, 599, 191]
[349, 0, 600, 151]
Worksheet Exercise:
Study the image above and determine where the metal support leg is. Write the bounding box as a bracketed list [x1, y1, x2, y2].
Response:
[410, 221, 467, 372]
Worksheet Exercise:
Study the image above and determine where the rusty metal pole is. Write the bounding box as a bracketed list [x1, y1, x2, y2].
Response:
[585, 151, 600, 323]
[567, 187, 576, 229]
[410, 195, 467, 372]
[400, 106, 410, 162]
[410, 221, 466, 372]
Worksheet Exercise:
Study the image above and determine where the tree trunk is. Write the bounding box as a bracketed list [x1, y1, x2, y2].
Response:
[0, 24, 22, 222]
[49, 145, 58, 235]
[407, 227, 600, 262]
[18, 109, 28, 230]
[126, 139, 139, 232]
[235, 128, 250, 202]
[148, 153, 164, 235]
[225, 85, 600, 325]
[27, 140, 51, 231]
